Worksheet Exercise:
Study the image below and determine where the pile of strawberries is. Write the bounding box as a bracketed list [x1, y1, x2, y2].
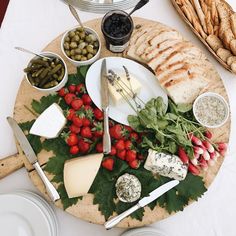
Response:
[58, 84, 143, 171]
[178, 131, 228, 176]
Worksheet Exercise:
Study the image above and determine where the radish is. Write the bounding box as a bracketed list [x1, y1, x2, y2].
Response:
[204, 130, 213, 139]
[188, 163, 200, 175]
[202, 140, 214, 153]
[210, 152, 216, 160]
[208, 159, 215, 167]
[193, 146, 204, 155]
[217, 143, 228, 151]
[199, 157, 208, 171]
[202, 150, 210, 161]
[189, 134, 203, 146]
[190, 158, 198, 166]
[194, 153, 200, 159]
[178, 147, 189, 164]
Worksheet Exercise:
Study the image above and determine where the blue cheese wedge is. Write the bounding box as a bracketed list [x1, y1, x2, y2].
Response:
[108, 74, 141, 105]
[144, 149, 188, 181]
[115, 173, 141, 203]
[30, 103, 66, 139]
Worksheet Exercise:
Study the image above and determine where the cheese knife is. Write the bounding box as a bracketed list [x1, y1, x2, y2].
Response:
[104, 179, 179, 229]
[101, 59, 111, 154]
[7, 117, 60, 202]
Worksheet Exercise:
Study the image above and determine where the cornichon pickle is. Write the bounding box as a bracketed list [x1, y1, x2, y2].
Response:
[24, 55, 65, 89]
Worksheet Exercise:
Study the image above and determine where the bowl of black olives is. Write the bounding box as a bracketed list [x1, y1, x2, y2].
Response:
[61, 26, 101, 66]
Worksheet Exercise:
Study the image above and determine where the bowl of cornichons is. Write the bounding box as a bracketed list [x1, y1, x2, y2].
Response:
[61, 26, 101, 66]
[24, 52, 68, 93]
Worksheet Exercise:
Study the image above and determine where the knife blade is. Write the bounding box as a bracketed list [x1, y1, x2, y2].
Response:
[100, 59, 111, 154]
[7, 117, 60, 202]
[104, 179, 179, 229]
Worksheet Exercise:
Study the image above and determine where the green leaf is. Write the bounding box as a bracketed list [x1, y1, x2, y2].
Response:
[177, 103, 192, 113]
[31, 94, 59, 114]
[155, 97, 167, 117]
[19, 120, 42, 155]
[44, 155, 66, 176]
[57, 184, 80, 210]
[166, 141, 178, 154]
[127, 115, 145, 132]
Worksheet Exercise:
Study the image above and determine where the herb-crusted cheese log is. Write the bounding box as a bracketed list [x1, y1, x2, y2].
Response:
[144, 149, 188, 181]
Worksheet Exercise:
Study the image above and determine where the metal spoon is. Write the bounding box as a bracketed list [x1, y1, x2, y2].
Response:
[14, 47, 51, 60]
[127, 0, 149, 17]
[68, 3, 84, 29]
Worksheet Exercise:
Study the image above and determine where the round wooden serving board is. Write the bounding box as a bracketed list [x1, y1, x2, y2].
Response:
[8, 17, 231, 227]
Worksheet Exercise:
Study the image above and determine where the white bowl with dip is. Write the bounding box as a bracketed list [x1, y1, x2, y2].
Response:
[193, 92, 229, 128]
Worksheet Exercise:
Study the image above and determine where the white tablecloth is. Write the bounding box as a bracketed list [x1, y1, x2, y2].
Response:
[1, 0, 236, 235]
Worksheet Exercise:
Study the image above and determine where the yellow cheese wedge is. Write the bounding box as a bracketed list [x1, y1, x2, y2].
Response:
[64, 153, 103, 198]
[108, 74, 141, 104]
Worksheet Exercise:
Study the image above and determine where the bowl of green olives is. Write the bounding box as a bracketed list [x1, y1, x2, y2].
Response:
[24, 52, 68, 93]
[61, 26, 101, 66]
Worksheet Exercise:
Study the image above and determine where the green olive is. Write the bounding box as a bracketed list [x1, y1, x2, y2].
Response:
[85, 35, 92, 43]
[82, 49, 87, 55]
[75, 55, 82, 61]
[64, 42, 70, 50]
[69, 31, 76, 38]
[72, 35, 80, 42]
[75, 48, 82, 54]
[77, 27, 84, 32]
[70, 49, 75, 56]
[87, 53, 93, 60]
[89, 34, 96, 42]
[81, 56, 87, 61]
[65, 50, 70, 57]
[71, 56, 76, 60]
[70, 42, 77, 49]
[92, 49, 98, 55]
[65, 36, 70, 42]
[87, 45, 94, 53]
[79, 32, 85, 39]
[94, 41, 99, 48]
[79, 42, 86, 49]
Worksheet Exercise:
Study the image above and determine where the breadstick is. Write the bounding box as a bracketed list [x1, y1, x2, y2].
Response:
[193, 0, 208, 33]
[211, 0, 219, 26]
[206, 10, 214, 35]
[181, 5, 194, 23]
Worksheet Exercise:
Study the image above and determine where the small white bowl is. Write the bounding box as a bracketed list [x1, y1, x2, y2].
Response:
[193, 92, 229, 128]
[61, 26, 101, 67]
[25, 51, 68, 93]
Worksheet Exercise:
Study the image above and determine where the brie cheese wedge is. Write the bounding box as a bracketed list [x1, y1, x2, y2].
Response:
[144, 149, 188, 181]
[30, 103, 66, 139]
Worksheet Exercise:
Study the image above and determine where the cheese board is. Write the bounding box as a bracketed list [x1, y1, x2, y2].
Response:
[0, 17, 231, 228]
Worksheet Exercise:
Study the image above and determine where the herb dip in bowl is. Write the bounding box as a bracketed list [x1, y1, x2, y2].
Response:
[193, 92, 229, 128]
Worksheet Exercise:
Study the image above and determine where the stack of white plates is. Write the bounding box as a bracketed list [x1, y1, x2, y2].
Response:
[64, 0, 140, 14]
[0, 190, 58, 236]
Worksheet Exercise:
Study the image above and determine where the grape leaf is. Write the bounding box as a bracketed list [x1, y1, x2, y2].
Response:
[31, 94, 59, 114]
[19, 120, 42, 154]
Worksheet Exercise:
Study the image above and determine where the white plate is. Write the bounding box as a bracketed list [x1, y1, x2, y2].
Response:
[11, 191, 58, 236]
[121, 227, 167, 236]
[0, 194, 52, 236]
[86, 57, 168, 125]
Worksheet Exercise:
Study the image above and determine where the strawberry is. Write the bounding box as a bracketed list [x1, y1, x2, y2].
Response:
[58, 87, 68, 97]
[80, 127, 92, 138]
[115, 139, 125, 150]
[69, 124, 80, 134]
[68, 84, 76, 93]
[72, 115, 83, 127]
[70, 145, 79, 155]
[129, 159, 140, 169]
[82, 118, 91, 127]
[82, 94, 92, 105]
[93, 108, 104, 121]
[124, 140, 132, 150]
[110, 146, 117, 156]
[71, 99, 83, 110]
[124, 125, 133, 132]
[204, 130, 213, 139]
[78, 139, 90, 153]
[84, 105, 93, 111]
[130, 132, 139, 141]
[178, 147, 189, 164]
[76, 84, 86, 94]
[109, 120, 115, 127]
[65, 133, 78, 146]
[188, 163, 200, 175]
[126, 150, 137, 162]
[110, 124, 124, 139]
[137, 153, 145, 160]
[92, 122, 103, 137]
[96, 142, 103, 153]
[64, 93, 76, 105]
[102, 158, 114, 171]
[66, 108, 75, 121]
[116, 150, 126, 160]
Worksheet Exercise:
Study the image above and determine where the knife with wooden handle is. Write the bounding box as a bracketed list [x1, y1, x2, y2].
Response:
[101, 59, 111, 154]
